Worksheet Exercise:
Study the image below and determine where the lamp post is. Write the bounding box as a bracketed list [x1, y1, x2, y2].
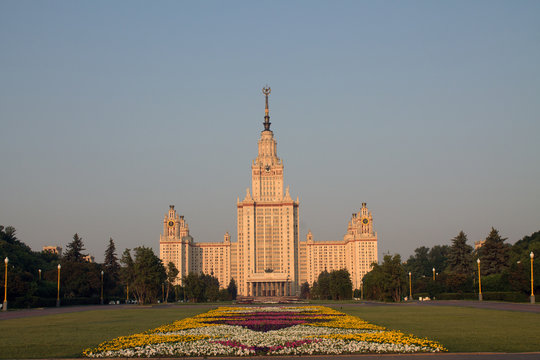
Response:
[531, 252, 535, 304]
[408, 272, 412, 301]
[126, 284, 129, 304]
[38, 269, 42, 281]
[100, 270, 104, 305]
[3, 257, 8, 311]
[432, 268, 436, 281]
[477, 259, 482, 301]
[56, 264, 61, 307]
[286, 275, 290, 296]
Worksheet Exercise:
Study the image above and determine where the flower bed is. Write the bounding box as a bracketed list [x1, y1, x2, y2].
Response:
[83, 306, 446, 357]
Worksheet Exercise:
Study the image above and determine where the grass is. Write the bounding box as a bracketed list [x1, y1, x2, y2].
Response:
[0, 303, 538, 358]
[0, 305, 208, 358]
[335, 304, 540, 352]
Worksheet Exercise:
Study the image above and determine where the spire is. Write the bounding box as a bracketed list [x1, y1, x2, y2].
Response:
[262, 86, 271, 131]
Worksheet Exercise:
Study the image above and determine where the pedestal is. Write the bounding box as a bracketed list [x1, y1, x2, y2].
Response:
[531, 295, 535, 304]
[56, 299, 60, 307]
[2, 301, 6, 311]
[478, 293, 483, 301]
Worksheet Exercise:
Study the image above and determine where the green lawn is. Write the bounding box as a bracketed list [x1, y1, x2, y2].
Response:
[336, 304, 540, 352]
[0, 306, 208, 358]
[0, 303, 538, 358]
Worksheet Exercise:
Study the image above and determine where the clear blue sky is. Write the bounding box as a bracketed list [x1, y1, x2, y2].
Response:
[1, 1, 539, 263]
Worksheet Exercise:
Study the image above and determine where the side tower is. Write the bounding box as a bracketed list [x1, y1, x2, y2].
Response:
[344, 202, 378, 289]
[159, 205, 193, 285]
[236, 87, 300, 296]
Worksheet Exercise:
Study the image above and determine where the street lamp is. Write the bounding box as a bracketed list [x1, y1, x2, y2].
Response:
[531, 252, 535, 304]
[477, 259, 482, 301]
[38, 269, 41, 281]
[56, 264, 61, 307]
[408, 272, 412, 301]
[100, 270, 104, 305]
[126, 284, 129, 304]
[432, 267, 436, 281]
[3, 257, 8, 311]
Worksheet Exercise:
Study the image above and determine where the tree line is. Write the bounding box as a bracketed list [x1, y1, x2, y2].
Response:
[0, 226, 236, 308]
[362, 228, 539, 302]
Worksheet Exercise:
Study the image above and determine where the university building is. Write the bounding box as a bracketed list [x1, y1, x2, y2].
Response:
[159, 88, 378, 296]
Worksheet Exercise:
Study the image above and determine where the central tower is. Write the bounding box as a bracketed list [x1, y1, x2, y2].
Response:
[236, 87, 300, 297]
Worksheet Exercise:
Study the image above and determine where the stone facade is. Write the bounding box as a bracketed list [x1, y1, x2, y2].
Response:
[159, 90, 378, 295]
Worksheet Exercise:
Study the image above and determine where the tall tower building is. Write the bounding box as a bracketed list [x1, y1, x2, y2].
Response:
[159, 88, 378, 297]
[236, 87, 300, 296]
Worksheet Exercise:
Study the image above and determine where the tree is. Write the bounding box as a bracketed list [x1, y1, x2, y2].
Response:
[64, 233, 87, 263]
[329, 269, 353, 300]
[0, 225, 59, 308]
[104, 238, 120, 296]
[300, 281, 310, 299]
[130, 247, 166, 304]
[405, 246, 431, 277]
[447, 231, 474, 275]
[183, 272, 205, 302]
[315, 271, 331, 300]
[120, 248, 135, 300]
[202, 273, 220, 302]
[363, 254, 406, 302]
[508, 230, 540, 295]
[480, 227, 510, 276]
[428, 245, 450, 274]
[227, 278, 237, 300]
[165, 261, 179, 302]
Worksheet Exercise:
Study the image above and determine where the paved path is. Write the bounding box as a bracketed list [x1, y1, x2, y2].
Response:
[1, 300, 539, 321]
[54, 354, 540, 360]
[212, 354, 540, 360]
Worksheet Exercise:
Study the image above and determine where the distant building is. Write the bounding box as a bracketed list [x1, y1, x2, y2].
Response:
[43, 246, 62, 257]
[160, 88, 378, 296]
[475, 240, 485, 250]
[83, 255, 95, 263]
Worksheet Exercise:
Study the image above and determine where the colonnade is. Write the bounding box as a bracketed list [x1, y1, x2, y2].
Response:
[248, 281, 290, 297]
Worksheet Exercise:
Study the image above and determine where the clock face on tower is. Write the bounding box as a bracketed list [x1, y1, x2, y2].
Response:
[362, 218, 369, 225]
[265, 165, 271, 172]
[168, 220, 174, 227]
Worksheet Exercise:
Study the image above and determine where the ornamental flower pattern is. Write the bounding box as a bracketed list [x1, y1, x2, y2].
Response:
[83, 306, 446, 357]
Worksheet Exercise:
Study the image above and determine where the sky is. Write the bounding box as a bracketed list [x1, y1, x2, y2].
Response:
[1, 1, 539, 263]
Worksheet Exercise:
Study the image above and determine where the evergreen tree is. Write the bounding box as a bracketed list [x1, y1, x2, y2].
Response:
[480, 227, 510, 276]
[165, 261, 179, 302]
[447, 231, 474, 275]
[120, 248, 135, 299]
[300, 281, 310, 299]
[104, 238, 120, 295]
[227, 278, 237, 300]
[64, 233, 86, 263]
[104, 238, 119, 273]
